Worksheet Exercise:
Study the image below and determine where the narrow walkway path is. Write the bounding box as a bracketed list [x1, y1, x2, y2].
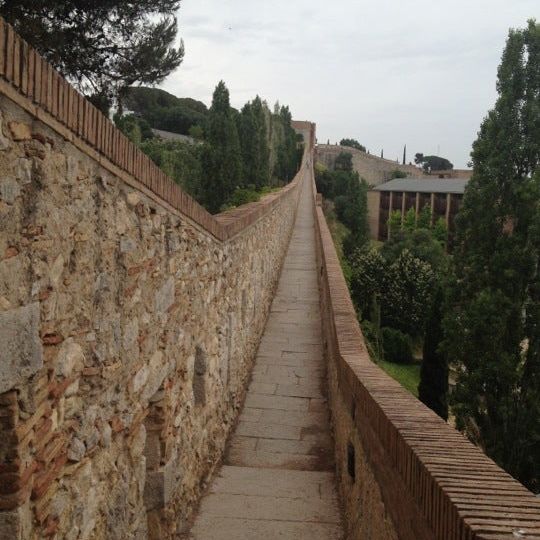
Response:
[190, 177, 343, 539]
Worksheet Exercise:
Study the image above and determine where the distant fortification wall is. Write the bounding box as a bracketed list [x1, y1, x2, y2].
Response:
[316, 144, 421, 186]
[0, 19, 312, 539]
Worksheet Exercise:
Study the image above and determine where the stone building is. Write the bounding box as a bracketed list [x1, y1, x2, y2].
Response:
[367, 177, 469, 241]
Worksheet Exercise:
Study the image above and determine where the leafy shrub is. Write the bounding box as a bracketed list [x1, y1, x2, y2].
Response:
[381, 327, 413, 364]
[390, 169, 407, 179]
[226, 187, 260, 208]
[384, 250, 435, 337]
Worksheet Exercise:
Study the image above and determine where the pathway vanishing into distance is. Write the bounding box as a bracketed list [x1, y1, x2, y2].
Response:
[189, 178, 343, 539]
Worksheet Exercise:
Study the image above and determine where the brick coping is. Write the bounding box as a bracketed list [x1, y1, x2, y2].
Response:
[0, 17, 311, 242]
[311, 178, 540, 539]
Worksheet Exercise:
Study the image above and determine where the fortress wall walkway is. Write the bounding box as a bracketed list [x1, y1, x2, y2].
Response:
[190, 174, 343, 539]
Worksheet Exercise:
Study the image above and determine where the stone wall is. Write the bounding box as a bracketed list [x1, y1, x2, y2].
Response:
[312, 179, 540, 539]
[316, 144, 421, 186]
[0, 19, 310, 539]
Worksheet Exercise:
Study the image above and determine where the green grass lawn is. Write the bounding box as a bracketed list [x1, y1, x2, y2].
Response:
[378, 359, 421, 397]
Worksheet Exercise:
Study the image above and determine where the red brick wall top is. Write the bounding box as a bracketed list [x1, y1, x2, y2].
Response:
[0, 17, 314, 242]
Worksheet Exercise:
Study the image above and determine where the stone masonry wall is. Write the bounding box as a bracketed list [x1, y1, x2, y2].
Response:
[316, 144, 421, 186]
[0, 36, 308, 539]
[312, 178, 540, 539]
[0, 94, 305, 539]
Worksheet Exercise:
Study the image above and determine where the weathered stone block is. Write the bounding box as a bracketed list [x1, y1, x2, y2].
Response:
[0, 177, 21, 204]
[54, 338, 84, 378]
[0, 303, 43, 394]
[0, 112, 10, 150]
[0, 508, 28, 540]
[143, 459, 175, 511]
[155, 277, 174, 314]
[8, 122, 31, 141]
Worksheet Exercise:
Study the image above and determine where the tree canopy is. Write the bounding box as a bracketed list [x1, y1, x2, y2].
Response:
[414, 153, 453, 172]
[0, 1, 185, 113]
[124, 87, 208, 136]
[334, 152, 354, 172]
[443, 19, 540, 492]
[340, 138, 366, 152]
[200, 81, 242, 213]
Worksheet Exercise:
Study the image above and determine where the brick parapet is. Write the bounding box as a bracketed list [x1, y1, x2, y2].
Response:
[0, 17, 310, 242]
[312, 181, 540, 539]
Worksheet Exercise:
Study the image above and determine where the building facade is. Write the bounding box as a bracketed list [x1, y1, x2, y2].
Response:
[367, 178, 468, 241]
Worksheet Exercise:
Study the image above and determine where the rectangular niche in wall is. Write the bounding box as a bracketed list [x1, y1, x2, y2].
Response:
[193, 346, 207, 406]
[347, 442, 356, 482]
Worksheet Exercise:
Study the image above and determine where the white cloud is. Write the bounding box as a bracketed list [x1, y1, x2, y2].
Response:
[162, 0, 538, 167]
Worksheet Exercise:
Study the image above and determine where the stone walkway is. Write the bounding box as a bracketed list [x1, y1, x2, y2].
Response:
[190, 178, 343, 539]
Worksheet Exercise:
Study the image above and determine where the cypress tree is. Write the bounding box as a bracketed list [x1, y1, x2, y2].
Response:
[200, 81, 242, 213]
[419, 286, 448, 420]
[238, 102, 259, 187]
[443, 20, 540, 491]
[238, 96, 270, 189]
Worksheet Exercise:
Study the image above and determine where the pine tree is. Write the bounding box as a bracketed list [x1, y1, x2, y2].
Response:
[200, 81, 242, 213]
[419, 286, 448, 420]
[443, 20, 540, 491]
[0, 2, 184, 113]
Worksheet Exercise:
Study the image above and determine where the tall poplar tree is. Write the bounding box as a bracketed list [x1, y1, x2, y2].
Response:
[200, 81, 242, 213]
[238, 96, 270, 189]
[444, 20, 540, 491]
[419, 286, 448, 420]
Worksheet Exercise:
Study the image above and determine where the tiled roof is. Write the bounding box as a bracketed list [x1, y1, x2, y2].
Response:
[373, 177, 468, 194]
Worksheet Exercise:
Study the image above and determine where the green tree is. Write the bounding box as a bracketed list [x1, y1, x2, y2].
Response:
[340, 138, 366, 152]
[432, 217, 448, 245]
[140, 138, 202, 199]
[125, 87, 208, 135]
[342, 177, 370, 256]
[417, 204, 432, 229]
[387, 210, 402, 238]
[419, 286, 448, 420]
[384, 250, 435, 337]
[1, 2, 185, 113]
[274, 105, 298, 182]
[238, 97, 270, 189]
[188, 125, 204, 141]
[382, 228, 447, 273]
[334, 152, 353, 172]
[381, 327, 414, 364]
[350, 247, 435, 339]
[349, 248, 388, 318]
[415, 154, 453, 172]
[403, 207, 416, 232]
[200, 81, 242, 213]
[444, 20, 540, 492]
[390, 169, 407, 179]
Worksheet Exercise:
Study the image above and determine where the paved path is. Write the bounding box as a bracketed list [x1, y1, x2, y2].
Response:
[190, 178, 343, 539]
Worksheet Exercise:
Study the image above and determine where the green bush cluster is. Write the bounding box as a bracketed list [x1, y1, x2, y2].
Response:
[115, 83, 302, 213]
[381, 328, 413, 364]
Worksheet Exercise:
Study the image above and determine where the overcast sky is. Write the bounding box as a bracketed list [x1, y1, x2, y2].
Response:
[160, 0, 538, 168]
